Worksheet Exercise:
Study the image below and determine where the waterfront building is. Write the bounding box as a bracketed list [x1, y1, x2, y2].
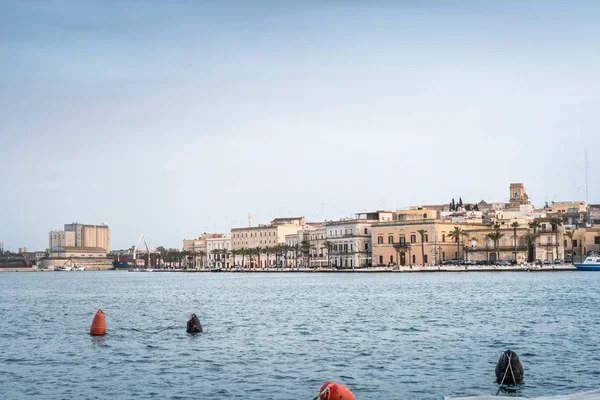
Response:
[371, 219, 534, 266]
[49, 230, 75, 248]
[206, 234, 231, 268]
[285, 224, 327, 267]
[230, 217, 306, 267]
[183, 233, 226, 268]
[61, 222, 110, 251]
[326, 211, 395, 268]
[565, 227, 600, 262]
[48, 246, 107, 258]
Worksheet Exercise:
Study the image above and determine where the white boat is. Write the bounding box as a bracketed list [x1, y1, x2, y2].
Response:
[75, 265, 86, 271]
[63, 266, 73, 271]
[575, 255, 600, 271]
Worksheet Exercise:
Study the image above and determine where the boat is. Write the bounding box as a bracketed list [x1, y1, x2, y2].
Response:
[75, 265, 86, 271]
[112, 261, 133, 270]
[575, 255, 600, 271]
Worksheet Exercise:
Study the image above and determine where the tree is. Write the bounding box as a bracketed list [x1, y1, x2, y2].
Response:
[292, 243, 301, 268]
[473, 204, 479, 211]
[417, 229, 427, 265]
[230, 249, 238, 267]
[524, 231, 540, 263]
[549, 217, 563, 261]
[450, 198, 456, 211]
[486, 231, 504, 262]
[240, 247, 247, 268]
[510, 222, 520, 263]
[564, 230, 575, 264]
[528, 220, 541, 234]
[322, 241, 334, 267]
[447, 227, 469, 264]
[300, 240, 313, 268]
[458, 197, 463, 209]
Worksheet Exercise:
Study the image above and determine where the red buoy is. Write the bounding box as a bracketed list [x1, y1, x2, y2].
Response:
[90, 310, 106, 336]
[319, 382, 356, 400]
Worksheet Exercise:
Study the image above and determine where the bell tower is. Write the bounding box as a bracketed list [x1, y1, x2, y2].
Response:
[509, 183, 529, 208]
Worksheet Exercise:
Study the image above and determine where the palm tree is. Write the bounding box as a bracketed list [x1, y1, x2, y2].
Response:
[447, 227, 469, 264]
[240, 247, 247, 269]
[291, 243, 301, 268]
[417, 229, 426, 265]
[528, 220, 541, 234]
[263, 246, 272, 268]
[510, 222, 520, 263]
[300, 239, 312, 268]
[486, 231, 504, 262]
[230, 249, 239, 267]
[564, 230, 575, 264]
[524, 231, 540, 263]
[254, 247, 262, 269]
[322, 240, 334, 267]
[550, 217, 563, 261]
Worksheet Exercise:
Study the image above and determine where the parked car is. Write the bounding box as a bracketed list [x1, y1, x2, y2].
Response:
[554, 259, 563, 264]
[565, 256, 572, 263]
[496, 260, 512, 266]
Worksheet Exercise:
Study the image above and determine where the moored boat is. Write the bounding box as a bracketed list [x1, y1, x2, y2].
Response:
[112, 261, 133, 270]
[575, 256, 600, 271]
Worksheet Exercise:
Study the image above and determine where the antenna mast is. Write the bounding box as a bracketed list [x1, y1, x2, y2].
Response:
[585, 149, 589, 205]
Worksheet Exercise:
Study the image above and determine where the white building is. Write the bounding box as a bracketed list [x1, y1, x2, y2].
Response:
[326, 211, 395, 268]
[206, 234, 232, 269]
[285, 224, 327, 267]
[49, 230, 76, 248]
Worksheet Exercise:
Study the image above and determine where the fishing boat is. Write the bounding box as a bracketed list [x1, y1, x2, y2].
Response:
[575, 255, 600, 271]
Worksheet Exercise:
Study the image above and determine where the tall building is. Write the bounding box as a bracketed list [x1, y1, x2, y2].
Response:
[49, 230, 76, 248]
[51, 222, 111, 252]
[509, 183, 530, 208]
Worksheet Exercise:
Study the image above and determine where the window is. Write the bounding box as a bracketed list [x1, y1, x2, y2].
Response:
[424, 255, 428, 263]
[442, 234, 446, 242]
[350, 244, 353, 251]
[390, 255, 394, 263]
[329, 230, 332, 236]
[379, 255, 383, 265]
[388, 236, 394, 244]
[423, 234, 428, 243]
[377, 236, 383, 244]
[400, 236, 406, 245]
[364, 243, 368, 250]
[442, 252, 446, 260]
[573, 240, 578, 247]
[345, 229, 347, 235]
[410, 235, 416, 243]
[423, 213, 428, 218]
[364, 228, 368, 234]
[595, 237, 600, 245]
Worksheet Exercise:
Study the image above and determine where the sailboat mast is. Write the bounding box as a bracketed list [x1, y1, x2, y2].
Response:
[585, 149, 589, 205]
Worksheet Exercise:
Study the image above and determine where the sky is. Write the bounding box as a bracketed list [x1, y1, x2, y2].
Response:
[1, 0, 599, 251]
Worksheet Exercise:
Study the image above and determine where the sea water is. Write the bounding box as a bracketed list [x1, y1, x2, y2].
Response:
[1, 271, 599, 399]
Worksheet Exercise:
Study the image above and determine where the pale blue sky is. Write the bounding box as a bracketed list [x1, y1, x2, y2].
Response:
[1, 0, 599, 251]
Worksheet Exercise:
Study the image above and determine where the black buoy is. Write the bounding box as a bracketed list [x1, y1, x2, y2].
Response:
[495, 349, 523, 384]
[186, 313, 203, 333]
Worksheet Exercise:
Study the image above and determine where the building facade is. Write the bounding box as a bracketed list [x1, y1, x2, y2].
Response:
[63, 222, 110, 251]
[206, 234, 232, 268]
[326, 211, 395, 268]
[49, 230, 76, 248]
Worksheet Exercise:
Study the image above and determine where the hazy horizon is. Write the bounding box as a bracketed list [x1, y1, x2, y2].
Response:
[1, 0, 599, 251]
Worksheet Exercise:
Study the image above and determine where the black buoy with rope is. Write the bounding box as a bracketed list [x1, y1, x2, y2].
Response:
[186, 313, 203, 333]
[495, 349, 523, 395]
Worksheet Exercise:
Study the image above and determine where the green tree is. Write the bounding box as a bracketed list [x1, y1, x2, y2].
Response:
[300, 239, 313, 268]
[510, 222, 520, 263]
[486, 231, 504, 262]
[524, 231, 540, 263]
[292, 243, 301, 268]
[322, 240, 334, 267]
[417, 229, 427, 265]
[564, 230, 575, 264]
[230, 249, 239, 268]
[447, 227, 469, 264]
[549, 217, 563, 261]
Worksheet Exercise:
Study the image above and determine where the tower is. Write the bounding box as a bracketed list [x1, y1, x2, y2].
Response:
[509, 183, 529, 208]
[248, 213, 253, 228]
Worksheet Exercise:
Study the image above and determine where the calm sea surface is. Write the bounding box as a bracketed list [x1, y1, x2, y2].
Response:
[1, 271, 599, 399]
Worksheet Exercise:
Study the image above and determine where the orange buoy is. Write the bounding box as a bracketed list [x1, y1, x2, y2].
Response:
[319, 382, 356, 400]
[90, 310, 106, 336]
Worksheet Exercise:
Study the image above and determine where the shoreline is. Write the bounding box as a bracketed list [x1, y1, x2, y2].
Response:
[0, 264, 577, 273]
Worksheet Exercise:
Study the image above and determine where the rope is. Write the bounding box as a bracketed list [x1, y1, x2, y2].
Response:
[496, 352, 514, 395]
[100, 311, 182, 334]
[312, 387, 329, 400]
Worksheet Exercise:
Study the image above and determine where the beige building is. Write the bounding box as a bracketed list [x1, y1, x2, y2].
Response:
[372, 219, 550, 266]
[285, 224, 327, 267]
[231, 217, 306, 267]
[49, 230, 76, 248]
[551, 201, 587, 214]
[564, 227, 600, 261]
[63, 222, 110, 252]
[49, 246, 107, 258]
